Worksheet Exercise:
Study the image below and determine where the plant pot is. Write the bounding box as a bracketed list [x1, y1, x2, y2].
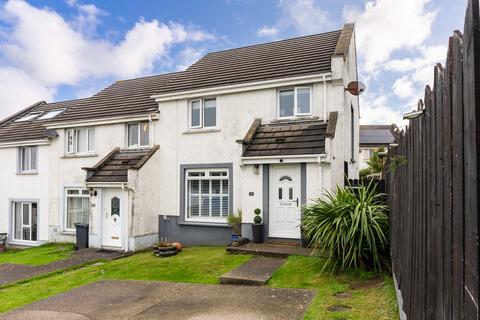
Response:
[251, 224, 264, 243]
[0, 244, 5, 253]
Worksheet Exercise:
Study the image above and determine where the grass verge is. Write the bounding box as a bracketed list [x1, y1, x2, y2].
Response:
[268, 255, 399, 320]
[0, 243, 75, 266]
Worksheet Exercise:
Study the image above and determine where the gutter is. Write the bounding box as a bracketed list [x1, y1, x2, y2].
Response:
[152, 73, 333, 102]
[46, 113, 159, 129]
[0, 139, 50, 149]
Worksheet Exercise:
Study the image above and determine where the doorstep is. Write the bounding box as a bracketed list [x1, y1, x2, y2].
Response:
[226, 242, 312, 258]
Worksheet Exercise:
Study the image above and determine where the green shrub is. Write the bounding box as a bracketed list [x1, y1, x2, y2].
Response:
[302, 181, 389, 273]
[227, 209, 242, 235]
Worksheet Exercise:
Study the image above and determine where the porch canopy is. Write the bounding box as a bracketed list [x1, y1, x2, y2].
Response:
[83, 146, 159, 183]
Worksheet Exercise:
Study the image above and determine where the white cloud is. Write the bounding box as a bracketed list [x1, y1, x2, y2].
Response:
[0, 67, 54, 117]
[360, 95, 407, 127]
[385, 44, 447, 85]
[256, 0, 331, 38]
[344, 0, 437, 74]
[176, 47, 205, 71]
[257, 26, 278, 38]
[392, 76, 415, 99]
[0, 0, 215, 119]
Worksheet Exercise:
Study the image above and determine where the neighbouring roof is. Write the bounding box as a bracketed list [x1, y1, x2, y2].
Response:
[85, 146, 159, 183]
[0, 24, 354, 144]
[360, 125, 396, 146]
[242, 120, 327, 157]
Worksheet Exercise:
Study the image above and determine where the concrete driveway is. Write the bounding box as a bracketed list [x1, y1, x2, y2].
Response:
[1, 280, 315, 320]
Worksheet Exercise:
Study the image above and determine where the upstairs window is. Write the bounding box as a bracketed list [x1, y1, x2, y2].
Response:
[190, 98, 217, 128]
[19, 146, 38, 173]
[278, 86, 312, 118]
[128, 122, 150, 148]
[66, 128, 95, 154]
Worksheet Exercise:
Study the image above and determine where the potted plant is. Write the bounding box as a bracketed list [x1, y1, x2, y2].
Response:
[227, 209, 242, 245]
[251, 208, 264, 243]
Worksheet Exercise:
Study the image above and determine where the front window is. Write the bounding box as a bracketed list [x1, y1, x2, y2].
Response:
[128, 122, 150, 148]
[278, 86, 312, 118]
[12, 201, 38, 242]
[65, 188, 90, 230]
[66, 128, 95, 154]
[186, 169, 229, 222]
[19, 146, 38, 173]
[190, 98, 217, 128]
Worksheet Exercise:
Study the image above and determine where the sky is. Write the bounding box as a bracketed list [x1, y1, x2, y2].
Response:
[0, 0, 469, 125]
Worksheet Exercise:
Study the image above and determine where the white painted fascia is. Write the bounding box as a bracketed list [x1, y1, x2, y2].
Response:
[152, 73, 333, 102]
[242, 154, 327, 165]
[46, 113, 159, 129]
[0, 139, 50, 149]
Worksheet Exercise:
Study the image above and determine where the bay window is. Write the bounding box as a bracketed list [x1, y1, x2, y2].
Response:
[65, 188, 90, 230]
[186, 169, 229, 222]
[66, 128, 95, 154]
[278, 86, 312, 118]
[190, 98, 217, 128]
[128, 122, 150, 148]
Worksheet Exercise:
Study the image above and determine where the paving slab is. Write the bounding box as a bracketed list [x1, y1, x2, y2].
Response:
[0, 249, 127, 286]
[226, 243, 313, 258]
[220, 257, 285, 285]
[0, 280, 316, 320]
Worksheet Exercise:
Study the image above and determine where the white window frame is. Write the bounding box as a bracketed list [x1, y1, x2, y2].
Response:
[66, 128, 95, 155]
[189, 98, 217, 129]
[19, 146, 38, 173]
[14, 112, 43, 122]
[277, 86, 312, 118]
[127, 122, 150, 148]
[12, 201, 38, 243]
[64, 188, 90, 232]
[185, 168, 229, 223]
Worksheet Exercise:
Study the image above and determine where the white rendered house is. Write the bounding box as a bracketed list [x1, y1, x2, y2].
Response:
[0, 24, 359, 251]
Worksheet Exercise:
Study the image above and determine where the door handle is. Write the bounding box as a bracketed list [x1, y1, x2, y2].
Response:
[296, 198, 299, 207]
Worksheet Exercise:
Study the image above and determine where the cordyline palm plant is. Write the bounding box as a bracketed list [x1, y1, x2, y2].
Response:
[302, 181, 389, 273]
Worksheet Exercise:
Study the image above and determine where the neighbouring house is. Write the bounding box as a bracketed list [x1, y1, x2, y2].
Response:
[359, 125, 397, 170]
[0, 24, 359, 251]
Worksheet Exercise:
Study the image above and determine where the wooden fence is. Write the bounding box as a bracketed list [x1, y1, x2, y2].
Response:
[388, 0, 480, 319]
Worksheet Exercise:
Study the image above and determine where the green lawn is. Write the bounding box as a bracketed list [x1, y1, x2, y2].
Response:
[0, 247, 251, 313]
[268, 255, 399, 320]
[0, 246, 398, 319]
[0, 243, 75, 266]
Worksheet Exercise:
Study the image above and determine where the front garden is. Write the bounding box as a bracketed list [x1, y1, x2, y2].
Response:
[0, 244, 398, 319]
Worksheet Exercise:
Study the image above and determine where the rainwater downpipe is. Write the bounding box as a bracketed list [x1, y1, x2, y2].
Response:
[323, 75, 327, 121]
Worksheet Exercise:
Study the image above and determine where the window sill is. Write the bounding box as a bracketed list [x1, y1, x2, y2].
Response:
[8, 240, 41, 247]
[61, 153, 98, 159]
[179, 221, 229, 228]
[273, 115, 318, 123]
[183, 128, 220, 134]
[59, 231, 76, 236]
[16, 171, 38, 175]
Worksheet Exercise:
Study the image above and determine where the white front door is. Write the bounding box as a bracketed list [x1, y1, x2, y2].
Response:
[102, 188, 125, 248]
[269, 164, 301, 239]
